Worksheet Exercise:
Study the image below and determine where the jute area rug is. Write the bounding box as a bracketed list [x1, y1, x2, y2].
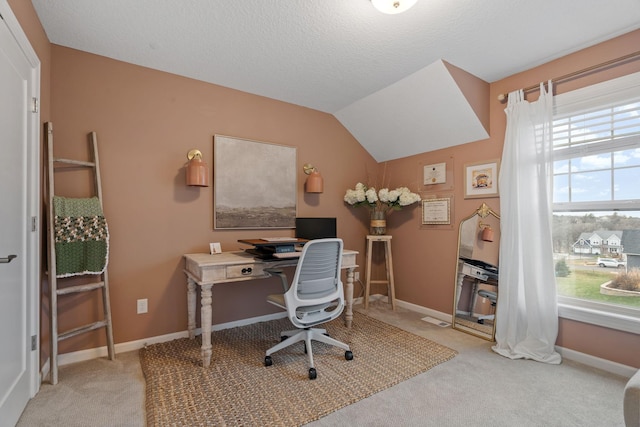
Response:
[139, 311, 457, 426]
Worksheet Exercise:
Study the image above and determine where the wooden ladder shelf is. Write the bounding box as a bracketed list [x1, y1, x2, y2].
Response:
[45, 122, 115, 385]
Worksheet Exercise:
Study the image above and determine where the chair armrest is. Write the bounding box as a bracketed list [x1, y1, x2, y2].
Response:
[624, 369, 640, 427]
[264, 268, 289, 292]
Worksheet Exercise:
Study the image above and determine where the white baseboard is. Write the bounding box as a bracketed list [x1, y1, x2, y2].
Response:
[56, 330, 190, 367]
[367, 295, 636, 378]
[43, 311, 288, 376]
[395, 298, 453, 322]
[45, 298, 635, 381]
[555, 345, 637, 378]
[357, 294, 452, 321]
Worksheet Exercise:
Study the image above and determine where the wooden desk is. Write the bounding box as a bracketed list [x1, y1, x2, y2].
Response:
[183, 250, 359, 367]
[455, 260, 498, 317]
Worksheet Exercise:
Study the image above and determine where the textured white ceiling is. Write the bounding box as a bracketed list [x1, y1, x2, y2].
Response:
[31, 0, 640, 160]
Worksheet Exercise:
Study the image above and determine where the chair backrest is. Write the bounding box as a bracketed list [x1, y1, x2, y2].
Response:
[284, 238, 344, 329]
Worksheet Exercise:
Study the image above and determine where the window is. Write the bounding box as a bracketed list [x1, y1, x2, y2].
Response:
[551, 71, 640, 333]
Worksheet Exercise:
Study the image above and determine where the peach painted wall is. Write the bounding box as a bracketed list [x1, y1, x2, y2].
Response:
[386, 29, 640, 368]
[444, 61, 490, 134]
[48, 44, 378, 354]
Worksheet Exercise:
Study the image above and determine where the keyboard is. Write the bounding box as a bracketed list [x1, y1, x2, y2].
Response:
[272, 252, 301, 259]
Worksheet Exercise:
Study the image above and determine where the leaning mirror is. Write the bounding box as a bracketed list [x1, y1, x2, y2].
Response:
[452, 203, 500, 341]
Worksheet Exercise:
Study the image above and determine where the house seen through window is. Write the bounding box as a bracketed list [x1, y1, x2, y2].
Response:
[551, 72, 640, 329]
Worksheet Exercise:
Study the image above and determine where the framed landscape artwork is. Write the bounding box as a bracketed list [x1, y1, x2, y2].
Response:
[463, 160, 500, 199]
[214, 135, 297, 229]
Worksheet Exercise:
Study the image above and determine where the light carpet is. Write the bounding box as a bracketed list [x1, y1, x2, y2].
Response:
[139, 311, 457, 426]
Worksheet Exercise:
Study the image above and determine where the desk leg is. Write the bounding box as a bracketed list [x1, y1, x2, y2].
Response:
[344, 267, 355, 328]
[200, 283, 213, 368]
[469, 279, 479, 318]
[455, 272, 466, 315]
[187, 278, 197, 339]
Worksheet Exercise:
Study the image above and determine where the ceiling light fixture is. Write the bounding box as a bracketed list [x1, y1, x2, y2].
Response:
[371, 0, 418, 14]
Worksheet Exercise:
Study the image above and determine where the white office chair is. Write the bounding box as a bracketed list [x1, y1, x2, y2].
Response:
[477, 289, 497, 324]
[264, 238, 353, 379]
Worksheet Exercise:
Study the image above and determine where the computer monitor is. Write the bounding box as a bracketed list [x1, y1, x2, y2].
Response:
[295, 217, 337, 240]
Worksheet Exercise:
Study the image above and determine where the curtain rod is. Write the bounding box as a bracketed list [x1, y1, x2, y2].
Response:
[497, 50, 640, 102]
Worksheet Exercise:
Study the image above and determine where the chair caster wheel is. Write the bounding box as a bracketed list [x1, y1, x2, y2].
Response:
[345, 350, 353, 360]
[280, 336, 288, 342]
[264, 356, 273, 366]
[477, 319, 485, 324]
[309, 368, 317, 380]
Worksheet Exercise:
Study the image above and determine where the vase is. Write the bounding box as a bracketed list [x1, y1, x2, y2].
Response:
[370, 210, 387, 235]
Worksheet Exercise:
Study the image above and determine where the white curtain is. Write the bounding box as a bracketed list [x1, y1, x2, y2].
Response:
[492, 82, 561, 364]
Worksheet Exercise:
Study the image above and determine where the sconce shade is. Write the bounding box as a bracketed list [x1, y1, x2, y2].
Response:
[305, 171, 324, 193]
[481, 226, 494, 242]
[186, 157, 209, 187]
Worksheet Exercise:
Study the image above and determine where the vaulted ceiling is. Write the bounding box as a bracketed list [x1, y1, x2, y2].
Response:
[32, 0, 640, 161]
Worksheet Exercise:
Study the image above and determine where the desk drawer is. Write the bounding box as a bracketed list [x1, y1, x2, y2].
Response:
[461, 263, 488, 281]
[226, 264, 266, 279]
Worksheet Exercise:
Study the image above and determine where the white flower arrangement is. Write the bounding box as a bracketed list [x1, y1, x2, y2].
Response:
[344, 182, 421, 214]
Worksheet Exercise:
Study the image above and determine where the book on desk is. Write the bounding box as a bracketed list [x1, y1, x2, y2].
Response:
[238, 238, 308, 260]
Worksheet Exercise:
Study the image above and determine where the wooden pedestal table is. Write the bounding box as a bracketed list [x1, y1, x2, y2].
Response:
[363, 235, 396, 310]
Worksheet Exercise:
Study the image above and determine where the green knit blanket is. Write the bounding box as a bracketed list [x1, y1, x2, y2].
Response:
[53, 196, 109, 277]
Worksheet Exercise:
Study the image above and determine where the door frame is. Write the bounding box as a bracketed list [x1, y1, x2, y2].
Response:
[0, 0, 41, 396]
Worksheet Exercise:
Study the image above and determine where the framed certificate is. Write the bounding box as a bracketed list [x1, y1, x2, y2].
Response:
[422, 198, 451, 225]
[423, 162, 446, 185]
[419, 157, 453, 192]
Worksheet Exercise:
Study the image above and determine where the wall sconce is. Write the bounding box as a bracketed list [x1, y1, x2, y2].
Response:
[186, 149, 209, 187]
[479, 221, 494, 242]
[303, 163, 323, 193]
[371, 0, 418, 14]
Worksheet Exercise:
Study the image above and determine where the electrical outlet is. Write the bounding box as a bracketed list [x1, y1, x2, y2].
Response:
[354, 272, 360, 280]
[137, 298, 148, 314]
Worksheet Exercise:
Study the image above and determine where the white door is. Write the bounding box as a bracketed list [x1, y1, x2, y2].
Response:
[0, 4, 40, 426]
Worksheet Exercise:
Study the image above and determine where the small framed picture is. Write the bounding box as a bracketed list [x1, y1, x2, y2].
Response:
[464, 160, 500, 199]
[209, 242, 222, 254]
